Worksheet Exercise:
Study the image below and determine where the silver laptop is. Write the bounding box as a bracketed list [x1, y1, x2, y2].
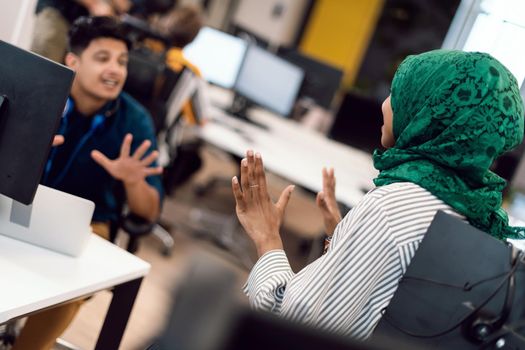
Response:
[0, 185, 94, 256]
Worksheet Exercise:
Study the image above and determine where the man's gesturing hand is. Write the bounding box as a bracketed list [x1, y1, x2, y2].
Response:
[91, 133, 162, 185]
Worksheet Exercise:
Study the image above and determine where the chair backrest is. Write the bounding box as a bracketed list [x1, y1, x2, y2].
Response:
[109, 181, 155, 253]
[118, 48, 199, 251]
[124, 47, 184, 133]
[373, 211, 525, 349]
[124, 48, 165, 102]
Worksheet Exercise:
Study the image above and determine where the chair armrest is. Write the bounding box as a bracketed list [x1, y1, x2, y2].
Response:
[121, 212, 156, 237]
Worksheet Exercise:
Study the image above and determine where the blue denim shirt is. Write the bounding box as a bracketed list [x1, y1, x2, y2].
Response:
[42, 92, 163, 222]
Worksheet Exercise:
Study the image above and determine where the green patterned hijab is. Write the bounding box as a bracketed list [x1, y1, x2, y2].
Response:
[373, 50, 525, 240]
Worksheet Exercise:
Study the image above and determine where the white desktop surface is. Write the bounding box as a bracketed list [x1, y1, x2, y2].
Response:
[0, 233, 150, 323]
[200, 103, 378, 208]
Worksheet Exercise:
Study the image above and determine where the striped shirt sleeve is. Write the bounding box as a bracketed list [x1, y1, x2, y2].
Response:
[279, 193, 399, 339]
[242, 182, 458, 340]
[243, 249, 295, 313]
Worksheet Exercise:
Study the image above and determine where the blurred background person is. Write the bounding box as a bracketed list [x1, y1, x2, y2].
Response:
[30, 0, 177, 63]
[143, 4, 205, 195]
[148, 4, 204, 125]
[31, 0, 132, 62]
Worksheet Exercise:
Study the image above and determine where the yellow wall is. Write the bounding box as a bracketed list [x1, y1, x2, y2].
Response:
[300, 0, 384, 88]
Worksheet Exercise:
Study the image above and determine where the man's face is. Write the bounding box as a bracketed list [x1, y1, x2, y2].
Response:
[66, 37, 128, 101]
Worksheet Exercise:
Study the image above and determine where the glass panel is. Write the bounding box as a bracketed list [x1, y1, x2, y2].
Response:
[462, 0, 525, 84]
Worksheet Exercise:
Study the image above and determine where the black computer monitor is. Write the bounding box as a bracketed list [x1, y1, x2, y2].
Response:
[0, 41, 74, 205]
[278, 48, 344, 110]
[328, 92, 383, 153]
[233, 45, 304, 117]
[183, 27, 248, 89]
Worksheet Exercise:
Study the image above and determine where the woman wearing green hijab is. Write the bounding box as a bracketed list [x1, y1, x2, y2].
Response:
[232, 50, 525, 339]
[375, 50, 525, 240]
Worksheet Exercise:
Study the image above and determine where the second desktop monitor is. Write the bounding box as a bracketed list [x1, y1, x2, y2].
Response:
[234, 45, 304, 117]
[183, 27, 305, 117]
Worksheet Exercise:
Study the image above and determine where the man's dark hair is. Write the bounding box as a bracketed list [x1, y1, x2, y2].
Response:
[68, 16, 132, 55]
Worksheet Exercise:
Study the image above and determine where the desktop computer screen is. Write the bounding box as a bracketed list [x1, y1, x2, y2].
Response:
[278, 48, 344, 110]
[233, 45, 304, 117]
[329, 92, 383, 153]
[183, 27, 247, 89]
[0, 41, 74, 205]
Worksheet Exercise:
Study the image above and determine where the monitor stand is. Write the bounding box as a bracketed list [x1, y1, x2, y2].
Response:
[226, 93, 269, 131]
[0, 185, 94, 256]
[10, 200, 33, 227]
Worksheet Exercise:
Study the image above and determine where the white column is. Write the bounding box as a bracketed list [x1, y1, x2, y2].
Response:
[0, 0, 37, 49]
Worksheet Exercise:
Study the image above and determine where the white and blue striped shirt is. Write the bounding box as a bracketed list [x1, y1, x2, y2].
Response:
[244, 182, 464, 340]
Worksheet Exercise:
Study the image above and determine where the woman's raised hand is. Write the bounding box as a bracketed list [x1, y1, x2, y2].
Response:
[316, 167, 342, 236]
[232, 150, 294, 256]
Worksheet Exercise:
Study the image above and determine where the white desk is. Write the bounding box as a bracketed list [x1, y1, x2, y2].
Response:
[200, 104, 378, 208]
[1, 233, 150, 350]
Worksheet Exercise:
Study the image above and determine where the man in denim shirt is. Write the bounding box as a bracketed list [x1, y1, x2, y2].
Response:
[13, 16, 162, 350]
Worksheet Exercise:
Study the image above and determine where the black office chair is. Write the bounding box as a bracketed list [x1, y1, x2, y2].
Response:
[111, 211, 174, 256]
[124, 46, 177, 132]
[0, 322, 19, 349]
[117, 46, 204, 256]
[123, 40, 253, 265]
[373, 211, 525, 349]
[0, 323, 83, 350]
[109, 180, 174, 256]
